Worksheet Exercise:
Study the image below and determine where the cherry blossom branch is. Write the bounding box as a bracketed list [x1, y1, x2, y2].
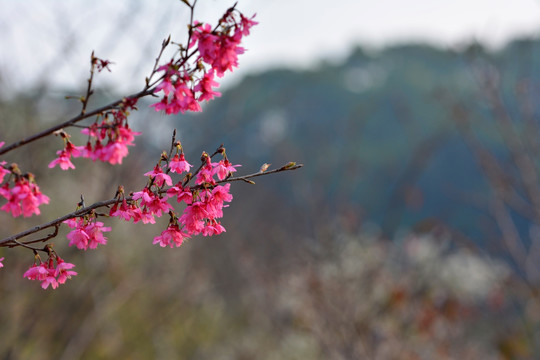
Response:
[0, 163, 302, 247]
[0, 1, 267, 289]
[0, 1, 249, 158]
[0, 198, 118, 247]
[0, 87, 153, 156]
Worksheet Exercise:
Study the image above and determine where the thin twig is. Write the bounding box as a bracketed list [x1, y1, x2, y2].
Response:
[81, 52, 97, 115]
[215, 163, 303, 185]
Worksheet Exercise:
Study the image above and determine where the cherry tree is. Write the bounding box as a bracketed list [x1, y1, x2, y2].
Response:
[0, 0, 301, 289]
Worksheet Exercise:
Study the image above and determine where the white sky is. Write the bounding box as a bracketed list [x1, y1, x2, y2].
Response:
[1, 0, 540, 94]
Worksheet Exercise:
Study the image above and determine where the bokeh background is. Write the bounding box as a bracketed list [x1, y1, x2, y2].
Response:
[2, 0, 540, 358]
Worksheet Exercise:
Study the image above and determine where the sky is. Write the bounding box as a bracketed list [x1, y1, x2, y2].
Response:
[1, 0, 540, 94]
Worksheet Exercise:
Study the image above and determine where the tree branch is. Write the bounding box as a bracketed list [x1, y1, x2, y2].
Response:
[0, 88, 154, 156]
[0, 163, 303, 246]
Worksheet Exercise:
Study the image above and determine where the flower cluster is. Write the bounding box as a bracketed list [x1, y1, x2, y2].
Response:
[191, 11, 258, 77]
[0, 168, 49, 218]
[108, 145, 238, 248]
[150, 9, 256, 115]
[49, 98, 140, 170]
[196, 156, 240, 185]
[64, 215, 111, 250]
[23, 254, 77, 290]
[2, 2, 264, 291]
[150, 64, 205, 115]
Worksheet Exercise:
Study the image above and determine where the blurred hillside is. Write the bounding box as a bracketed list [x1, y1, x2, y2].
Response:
[2, 38, 540, 358]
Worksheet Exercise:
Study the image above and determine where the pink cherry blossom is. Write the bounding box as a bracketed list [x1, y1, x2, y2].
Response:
[151, 73, 202, 115]
[179, 202, 208, 235]
[40, 270, 59, 290]
[149, 98, 170, 113]
[78, 121, 139, 165]
[239, 13, 258, 36]
[195, 163, 215, 185]
[0, 163, 8, 183]
[0, 257, 4, 268]
[202, 184, 233, 219]
[81, 123, 103, 140]
[64, 217, 111, 250]
[49, 140, 84, 170]
[117, 125, 141, 144]
[110, 199, 133, 221]
[153, 224, 189, 248]
[111, 201, 154, 224]
[211, 183, 233, 203]
[155, 76, 175, 96]
[146, 194, 173, 217]
[54, 258, 77, 284]
[23, 264, 49, 281]
[194, 71, 221, 102]
[190, 13, 257, 78]
[202, 219, 226, 236]
[132, 187, 154, 205]
[85, 221, 111, 249]
[168, 153, 192, 174]
[48, 150, 75, 170]
[64, 141, 84, 157]
[24, 256, 77, 289]
[0, 178, 49, 217]
[133, 187, 172, 218]
[190, 23, 218, 60]
[66, 226, 90, 250]
[0, 184, 22, 217]
[135, 208, 157, 224]
[167, 184, 193, 204]
[101, 141, 130, 165]
[64, 217, 83, 229]
[213, 159, 240, 180]
[144, 165, 173, 187]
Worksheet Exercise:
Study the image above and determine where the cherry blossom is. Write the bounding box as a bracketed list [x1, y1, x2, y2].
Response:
[153, 224, 189, 248]
[213, 159, 240, 180]
[23, 264, 49, 282]
[167, 183, 193, 204]
[0, 163, 9, 183]
[78, 123, 139, 165]
[195, 162, 215, 185]
[202, 219, 226, 236]
[0, 177, 50, 217]
[23, 256, 77, 289]
[150, 72, 202, 115]
[55, 259, 77, 284]
[144, 165, 173, 187]
[168, 153, 192, 174]
[1, 3, 266, 291]
[110, 199, 134, 221]
[48, 150, 76, 170]
[85, 221, 111, 249]
[64, 217, 111, 250]
[189, 12, 257, 78]
[194, 71, 221, 102]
